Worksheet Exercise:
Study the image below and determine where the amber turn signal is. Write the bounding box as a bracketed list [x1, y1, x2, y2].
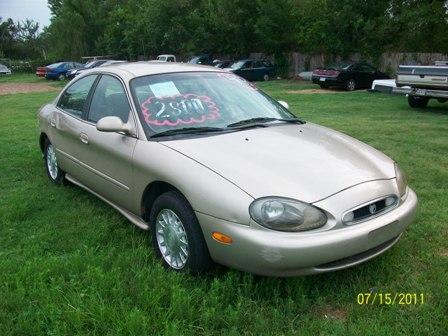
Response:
[212, 232, 233, 244]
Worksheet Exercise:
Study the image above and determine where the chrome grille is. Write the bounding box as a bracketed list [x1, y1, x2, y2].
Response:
[342, 195, 398, 225]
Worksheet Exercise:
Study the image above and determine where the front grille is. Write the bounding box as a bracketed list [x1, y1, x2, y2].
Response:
[343, 195, 398, 225]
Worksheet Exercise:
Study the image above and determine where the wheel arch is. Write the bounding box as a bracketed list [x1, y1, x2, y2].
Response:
[141, 181, 186, 221]
[39, 132, 48, 153]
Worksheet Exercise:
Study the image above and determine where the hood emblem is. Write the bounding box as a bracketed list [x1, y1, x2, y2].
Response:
[369, 204, 377, 214]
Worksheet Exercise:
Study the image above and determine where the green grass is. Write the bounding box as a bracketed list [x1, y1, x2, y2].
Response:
[0, 79, 447, 335]
[0, 73, 68, 88]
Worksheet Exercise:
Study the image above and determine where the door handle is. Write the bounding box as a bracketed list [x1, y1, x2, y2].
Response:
[79, 133, 89, 144]
[50, 119, 56, 128]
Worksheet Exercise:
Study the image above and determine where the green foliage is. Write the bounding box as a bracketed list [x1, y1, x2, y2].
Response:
[1, 0, 448, 66]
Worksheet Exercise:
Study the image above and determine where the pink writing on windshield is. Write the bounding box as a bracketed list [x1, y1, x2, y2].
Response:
[141, 93, 220, 126]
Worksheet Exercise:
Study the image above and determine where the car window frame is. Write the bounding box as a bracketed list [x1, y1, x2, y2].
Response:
[85, 73, 132, 124]
[56, 74, 99, 119]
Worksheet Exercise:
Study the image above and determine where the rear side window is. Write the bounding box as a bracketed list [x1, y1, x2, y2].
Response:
[57, 75, 97, 117]
[87, 75, 130, 123]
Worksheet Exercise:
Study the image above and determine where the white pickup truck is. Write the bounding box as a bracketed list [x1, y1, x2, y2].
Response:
[394, 62, 448, 108]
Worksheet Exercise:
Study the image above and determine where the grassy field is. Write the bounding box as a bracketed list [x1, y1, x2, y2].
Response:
[0, 74, 447, 335]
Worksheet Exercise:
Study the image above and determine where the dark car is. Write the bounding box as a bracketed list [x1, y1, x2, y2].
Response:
[312, 62, 389, 91]
[228, 59, 276, 81]
[66, 59, 109, 79]
[188, 55, 213, 66]
[213, 60, 232, 69]
[45, 62, 83, 80]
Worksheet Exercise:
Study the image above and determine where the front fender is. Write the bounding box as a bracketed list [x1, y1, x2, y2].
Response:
[131, 140, 254, 225]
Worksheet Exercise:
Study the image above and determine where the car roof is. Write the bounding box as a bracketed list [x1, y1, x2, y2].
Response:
[87, 61, 221, 79]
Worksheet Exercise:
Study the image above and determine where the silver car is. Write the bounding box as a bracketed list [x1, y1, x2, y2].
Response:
[38, 62, 417, 276]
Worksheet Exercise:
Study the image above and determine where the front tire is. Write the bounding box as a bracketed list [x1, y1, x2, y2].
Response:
[263, 74, 269, 81]
[44, 139, 65, 184]
[408, 95, 429, 108]
[149, 191, 214, 273]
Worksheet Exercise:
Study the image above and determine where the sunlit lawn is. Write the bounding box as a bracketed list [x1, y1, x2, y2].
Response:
[0, 76, 447, 335]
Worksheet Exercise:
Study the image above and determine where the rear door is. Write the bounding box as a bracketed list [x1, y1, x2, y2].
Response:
[252, 60, 265, 81]
[51, 75, 98, 179]
[76, 74, 138, 210]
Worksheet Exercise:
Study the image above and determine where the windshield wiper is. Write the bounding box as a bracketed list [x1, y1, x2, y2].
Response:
[226, 117, 303, 128]
[150, 126, 225, 138]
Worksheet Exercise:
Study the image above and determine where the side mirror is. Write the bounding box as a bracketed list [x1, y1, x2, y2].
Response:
[96, 116, 135, 136]
[278, 100, 289, 109]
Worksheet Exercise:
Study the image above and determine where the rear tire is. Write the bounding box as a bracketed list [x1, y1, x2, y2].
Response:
[346, 79, 356, 91]
[58, 74, 65, 81]
[263, 74, 269, 81]
[149, 191, 214, 273]
[408, 95, 429, 108]
[44, 139, 65, 184]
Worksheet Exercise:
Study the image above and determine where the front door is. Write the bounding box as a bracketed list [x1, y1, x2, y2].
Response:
[76, 74, 138, 211]
[50, 75, 98, 179]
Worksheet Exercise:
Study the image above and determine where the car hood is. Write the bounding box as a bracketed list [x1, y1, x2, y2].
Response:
[162, 123, 396, 203]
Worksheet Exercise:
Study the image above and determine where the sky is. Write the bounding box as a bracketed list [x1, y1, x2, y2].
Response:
[0, 0, 51, 29]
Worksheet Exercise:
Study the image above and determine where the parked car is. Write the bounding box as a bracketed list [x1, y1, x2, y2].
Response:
[36, 65, 48, 77]
[0, 63, 12, 75]
[228, 59, 276, 81]
[38, 62, 417, 276]
[188, 55, 213, 65]
[156, 54, 176, 62]
[312, 62, 389, 91]
[66, 59, 110, 79]
[45, 62, 84, 80]
[213, 60, 232, 68]
[394, 62, 448, 108]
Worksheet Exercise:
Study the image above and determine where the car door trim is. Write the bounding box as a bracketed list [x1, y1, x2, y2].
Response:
[56, 148, 130, 191]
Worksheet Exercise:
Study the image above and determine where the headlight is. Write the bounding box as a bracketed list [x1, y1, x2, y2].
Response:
[249, 197, 327, 232]
[394, 163, 407, 197]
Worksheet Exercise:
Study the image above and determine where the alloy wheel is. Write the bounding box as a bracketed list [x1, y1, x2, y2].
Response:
[155, 209, 189, 269]
[46, 144, 58, 180]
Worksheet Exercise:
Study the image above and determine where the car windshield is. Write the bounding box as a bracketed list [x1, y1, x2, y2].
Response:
[130, 72, 296, 138]
[230, 61, 245, 69]
[84, 61, 95, 68]
[188, 57, 200, 64]
[47, 62, 64, 69]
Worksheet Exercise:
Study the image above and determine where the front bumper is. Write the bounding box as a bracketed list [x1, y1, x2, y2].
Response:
[198, 188, 417, 276]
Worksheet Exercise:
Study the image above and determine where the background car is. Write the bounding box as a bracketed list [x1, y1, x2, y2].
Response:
[228, 59, 276, 81]
[312, 62, 389, 91]
[213, 60, 232, 68]
[0, 63, 12, 75]
[188, 54, 213, 65]
[45, 62, 84, 80]
[66, 59, 110, 79]
[156, 54, 176, 62]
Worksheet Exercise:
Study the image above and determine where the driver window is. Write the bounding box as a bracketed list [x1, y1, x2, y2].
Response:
[243, 61, 252, 69]
[87, 75, 130, 123]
